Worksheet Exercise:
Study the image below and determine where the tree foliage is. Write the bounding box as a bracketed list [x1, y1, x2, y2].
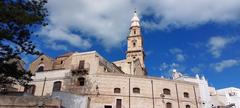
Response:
[0, 0, 48, 88]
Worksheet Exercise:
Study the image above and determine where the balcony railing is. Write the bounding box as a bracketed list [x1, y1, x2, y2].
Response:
[71, 63, 90, 75]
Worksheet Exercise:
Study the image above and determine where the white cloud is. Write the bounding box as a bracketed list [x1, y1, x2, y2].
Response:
[190, 64, 206, 73]
[169, 48, 185, 62]
[41, 0, 240, 49]
[159, 62, 181, 71]
[158, 62, 183, 78]
[207, 36, 238, 58]
[159, 62, 169, 71]
[176, 54, 185, 62]
[169, 48, 182, 54]
[143, 0, 240, 29]
[48, 42, 68, 51]
[191, 67, 201, 73]
[212, 59, 240, 72]
[41, 0, 134, 49]
[145, 50, 153, 56]
[39, 25, 91, 49]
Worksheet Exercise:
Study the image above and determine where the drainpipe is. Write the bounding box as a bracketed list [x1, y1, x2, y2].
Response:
[175, 83, 180, 108]
[41, 77, 46, 96]
[129, 78, 131, 108]
[151, 80, 155, 108]
[193, 86, 199, 108]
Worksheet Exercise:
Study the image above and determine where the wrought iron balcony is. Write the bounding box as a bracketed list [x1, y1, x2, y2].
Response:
[71, 63, 90, 76]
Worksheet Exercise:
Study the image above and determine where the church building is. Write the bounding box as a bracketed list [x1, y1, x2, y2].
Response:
[20, 11, 202, 108]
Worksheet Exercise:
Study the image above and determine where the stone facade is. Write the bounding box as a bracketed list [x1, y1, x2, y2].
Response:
[84, 74, 200, 108]
[29, 55, 54, 74]
[173, 70, 240, 108]
[114, 11, 145, 76]
[25, 51, 201, 108]
[20, 11, 204, 108]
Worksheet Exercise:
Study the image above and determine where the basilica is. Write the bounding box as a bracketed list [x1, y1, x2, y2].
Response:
[14, 11, 240, 108]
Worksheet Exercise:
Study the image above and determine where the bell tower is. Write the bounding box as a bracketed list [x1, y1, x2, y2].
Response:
[126, 11, 145, 69]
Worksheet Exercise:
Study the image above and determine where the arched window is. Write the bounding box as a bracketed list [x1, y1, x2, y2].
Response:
[184, 92, 189, 98]
[133, 87, 140, 94]
[114, 88, 121, 93]
[60, 60, 64, 64]
[24, 85, 36, 95]
[133, 30, 136, 34]
[132, 39, 137, 47]
[166, 102, 172, 108]
[36, 66, 44, 72]
[186, 105, 191, 108]
[53, 81, 62, 92]
[163, 88, 171, 95]
[78, 77, 85, 86]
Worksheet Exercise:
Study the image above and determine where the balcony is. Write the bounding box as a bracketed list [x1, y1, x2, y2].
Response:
[71, 63, 90, 76]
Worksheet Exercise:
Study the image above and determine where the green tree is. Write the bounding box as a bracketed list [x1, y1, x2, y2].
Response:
[0, 0, 48, 90]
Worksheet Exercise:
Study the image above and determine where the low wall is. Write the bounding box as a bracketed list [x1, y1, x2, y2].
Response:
[0, 96, 61, 108]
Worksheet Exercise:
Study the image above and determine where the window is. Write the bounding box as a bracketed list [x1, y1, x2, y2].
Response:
[116, 99, 122, 108]
[132, 39, 137, 47]
[133, 42, 136, 47]
[229, 92, 236, 96]
[163, 88, 171, 95]
[78, 77, 85, 86]
[36, 66, 44, 72]
[133, 30, 136, 34]
[79, 60, 85, 69]
[53, 81, 62, 92]
[186, 105, 191, 108]
[166, 102, 172, 108]
[184, 92, 189, 98]
[104, 105, 112, 108]
[114, 88, 121, 93]
[60, 60, 64, 64]
[24, 85, 36, 95]
[40, 58, 44, 61]
[133, 87, 140, 94]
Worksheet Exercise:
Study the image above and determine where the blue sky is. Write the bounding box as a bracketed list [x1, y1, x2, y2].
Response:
[24, 0, 240, 89]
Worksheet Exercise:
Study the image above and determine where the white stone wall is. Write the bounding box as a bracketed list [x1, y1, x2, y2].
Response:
[30, 69, 71, 96]
[176, 75, 212, 108]
[217, 87, 240, 108]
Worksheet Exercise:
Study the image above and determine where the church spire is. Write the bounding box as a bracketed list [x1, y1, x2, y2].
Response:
[130, 10, 140, 27]
[126, 10, 145, 75]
